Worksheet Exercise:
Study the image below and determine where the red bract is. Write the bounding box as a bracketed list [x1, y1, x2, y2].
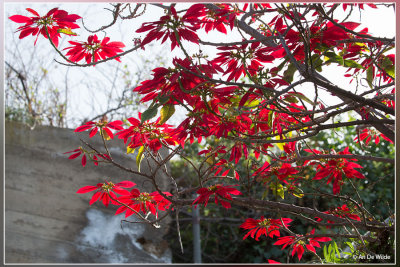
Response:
[274, 229, 331, 261]
[229, 143, 248, 164]
[64, 147, 87, 167]
[355, 128, 393, 145]
[115, 189, 172, 217]
[193, 184, 242, 209]
[212, 41, 275, 81]
[134, 57, 218, 107]
[75, 119, 124, 140]
[115, 115, 177, 153]
[136, 6, 199, 50]
[240, 216, 292, 240]
[76, 180, 136, 207]
[305, 147, 365, 194]
[183, 4, 241, 34]
[9, 8, 81, 46]
[316, 204, 361, 226]
[64, 34, 125, 64]
[252, 162, 298, 184]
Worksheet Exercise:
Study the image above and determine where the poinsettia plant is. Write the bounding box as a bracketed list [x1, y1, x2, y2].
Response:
[9, 2, 395, 263]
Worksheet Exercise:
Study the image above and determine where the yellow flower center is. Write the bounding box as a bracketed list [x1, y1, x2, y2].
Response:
[135, 192, 153, 202]
[102, 182, 115, 192]
[258, 218, 271, 227]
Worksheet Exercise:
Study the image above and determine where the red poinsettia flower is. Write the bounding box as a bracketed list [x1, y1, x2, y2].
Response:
[64, 147, 111, 167]
[136, 5, 199, 50]
[9, 8, 81, 47]
[64, 147, 87, 166]
[193, 184, 242, 209]
[240, 216, 292, 240]
[64, 34, 125, 64]
[316, 204, 361, 226]
[267, 259, 281, 264]
[229, 143, 249, 165]
[116, 114, 178, 153]
[75, 119, 124, 140]
[115, 189, 172, 217]
[183, 4, 242, 34]
[355, 128, 393, 145]
[76, 180, 136, 207]
[274, 229, 331, 261]
[252, 161, 298, 185]
[212, 41, 275, 81]
[304, 147, 365, 194]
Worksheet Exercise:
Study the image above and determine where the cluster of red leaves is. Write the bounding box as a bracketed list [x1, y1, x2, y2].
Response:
[193, 184, 241, 209]
[9, 8, 81, 46]
[64, 34, 125, 64]
[136, 6, 199, 50]
[115, 189, 172, 217]
[11, 4, 395, 263]
[183, 4, 240, 34]
[74, 119, 124, 139]
[274, 229, 331, 260]
[305, 147, 365, 194]
[76, 180, 171, 216]
[212, 41, 275, 81]
[116, 115, 177, 153]
[9, 9, 125, 64]
[240, 216, 292, 240]
[134, 57, 219, 107]
[76, 180, 135, 207]
[355, 128, 393, 145]
[71, 115, 178, 154]
[64, 147, 110, 167]
[316, 204, 361, 226]
[252, 162, 299, 185]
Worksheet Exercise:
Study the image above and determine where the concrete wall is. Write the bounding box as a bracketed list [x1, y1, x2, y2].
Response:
[5, 121, 172, 263]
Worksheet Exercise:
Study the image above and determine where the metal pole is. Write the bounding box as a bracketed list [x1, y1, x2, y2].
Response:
[192, 204, 202, 263]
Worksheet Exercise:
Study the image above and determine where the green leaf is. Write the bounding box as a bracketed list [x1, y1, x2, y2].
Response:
[270, 183, 285, 199]
[244, 98, 260, 108]
[158, 95, 170, 105]
[345, 242, 354, 253]
[311, 54, 323, 72]
[343, 59, 364, 69]
[283, 96, 298, 104]
[290, 187, 304, 198]
[57, 28, 77, 36]
[127, 146, 135, 154]
[380, 57, 394, 78]
[283, 63, 297, 83]
[136, 146, 145, 172]
[159, 104, 175, 124]
[267, 110, 274, 127]
[288, 92, 316, 106]
[328, 244, 333, 255]
[323, 245, 331, 262]
[333, 241, 341, 258]
[324, 51, 344, 65]
[384, 66, 395, 78]
[141, 105, 159, 123]
[366, 65, 374, 88]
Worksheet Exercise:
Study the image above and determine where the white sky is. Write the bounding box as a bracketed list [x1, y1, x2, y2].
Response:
[4, 3, 396, 128]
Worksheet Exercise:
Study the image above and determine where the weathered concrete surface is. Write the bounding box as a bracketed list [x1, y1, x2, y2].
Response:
[5, 121, 172, 263]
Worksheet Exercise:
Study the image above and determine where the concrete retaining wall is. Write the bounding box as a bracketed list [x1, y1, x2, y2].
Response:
[5, 121, 172, 263]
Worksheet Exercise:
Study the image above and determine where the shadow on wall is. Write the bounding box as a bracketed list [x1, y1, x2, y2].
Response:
[4, 121, 171, 263]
